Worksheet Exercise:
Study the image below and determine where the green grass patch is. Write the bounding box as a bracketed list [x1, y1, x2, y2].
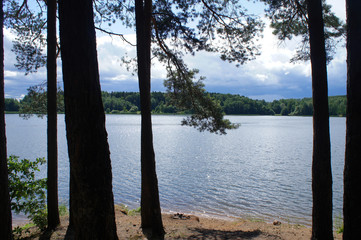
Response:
[117, 204, 141, 216]
[334, 214, 344, 233]
[247, 217, 265, 223]
[59, 204, 69, 216]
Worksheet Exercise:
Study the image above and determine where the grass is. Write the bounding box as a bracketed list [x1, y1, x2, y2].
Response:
[247, 217, 265, 223]
[59, 204, 69, 216]
[116, 204, 141, 216]
[13, 222, 36, 237]
[13, 204, 69, 238]
[334, 214, 344, 234]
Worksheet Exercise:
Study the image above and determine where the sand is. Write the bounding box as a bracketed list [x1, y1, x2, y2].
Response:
[13, 206, 342, 240]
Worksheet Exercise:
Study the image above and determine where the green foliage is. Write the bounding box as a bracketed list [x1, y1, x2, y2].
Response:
[8, 155, 48, 232]
[150, 0, 264, 66]
[118, 204, 141, 216]
[270, 96, 346, 116]
[9, 90, 347, 117]
[128, 207, 141, 216]
[334, 213, 344, 233]
[4, 0, 47, 74]
[110, 109, 122, 114]
[165, 69, 239, 134]
[19, 84, 64, 119]
[211, 93, 275, 115]
[328, 96, 346, 116]
[12, 222, 36, 237]
[94, 0, 263, 135]
[59, 204, 69, 216]
[5, 98, 20, 112]
[19, 85, 47, 118]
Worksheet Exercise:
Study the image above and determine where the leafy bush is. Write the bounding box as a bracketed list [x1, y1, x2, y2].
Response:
[8, 155, 47, 231]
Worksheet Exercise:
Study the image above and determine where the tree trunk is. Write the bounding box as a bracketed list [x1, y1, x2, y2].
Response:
[47, 0, 60, 230]
[344, 1, 361, 239]
[135, 0, 165, 239]
[58, 0, 118, 239]
[306, 0, 333, 239]
[0, 0, 13, 239]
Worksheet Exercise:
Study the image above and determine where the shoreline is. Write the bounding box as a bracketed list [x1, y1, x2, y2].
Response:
[12, 206, 342, 240]
[12, 207, 312, 229]
[161, 209, 311, 227]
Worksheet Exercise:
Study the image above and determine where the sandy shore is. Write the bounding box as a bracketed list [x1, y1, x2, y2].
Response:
[13, 206, 342, 239]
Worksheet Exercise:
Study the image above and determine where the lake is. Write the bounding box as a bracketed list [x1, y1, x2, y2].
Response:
[6, 114, 345, 226]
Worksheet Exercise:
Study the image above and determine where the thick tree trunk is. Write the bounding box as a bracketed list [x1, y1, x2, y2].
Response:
[58, 0, 118, 239]
[135, 0, 165, 239]
[344, 1, 361, 239]
[47, 0, 60, 230]
[306, 0, 333, 239]
[0, 0, 13, 239]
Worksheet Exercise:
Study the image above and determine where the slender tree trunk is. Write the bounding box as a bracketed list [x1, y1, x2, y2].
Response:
[0, 0, 13, 239]
[135, 0, 164, 239]
[306, 0, 333, 239]
[58, 0, 118, 239]
[344, 1, 361, 239]
[47, 0, 60, 230]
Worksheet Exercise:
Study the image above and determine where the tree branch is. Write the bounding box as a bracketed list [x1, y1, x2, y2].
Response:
[94, 27, 136, 46]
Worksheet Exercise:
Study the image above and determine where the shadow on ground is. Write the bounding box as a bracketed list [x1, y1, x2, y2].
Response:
[180, 228, 282, 240]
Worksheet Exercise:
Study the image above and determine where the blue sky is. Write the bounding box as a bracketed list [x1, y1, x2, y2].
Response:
[4, 0, 346, 101]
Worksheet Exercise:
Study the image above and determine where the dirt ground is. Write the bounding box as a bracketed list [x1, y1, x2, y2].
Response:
[14, 206, 342, 240]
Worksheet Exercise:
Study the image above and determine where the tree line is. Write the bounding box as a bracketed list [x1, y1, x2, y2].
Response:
[5, 91, 347, 117]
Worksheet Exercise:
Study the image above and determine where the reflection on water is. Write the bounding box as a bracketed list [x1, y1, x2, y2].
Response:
[6, 114, 345, 225]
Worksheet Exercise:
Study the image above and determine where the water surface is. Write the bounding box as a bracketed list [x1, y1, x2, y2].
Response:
[6, 114, 345, 225]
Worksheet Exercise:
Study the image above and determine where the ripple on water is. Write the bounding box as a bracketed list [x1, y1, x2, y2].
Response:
[6, 115, 345, 226]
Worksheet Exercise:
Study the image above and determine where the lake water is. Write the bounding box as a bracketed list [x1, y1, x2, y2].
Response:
[6, 114, 345, 226]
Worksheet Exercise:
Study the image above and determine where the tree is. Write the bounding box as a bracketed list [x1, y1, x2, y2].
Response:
[58, 0, 118, 238]
[132, 1, 262, 238]
[262, 0, 344, 64]
[125, 1, 263, 237]
[107, 0, 261, 132]
[46, 0, 59, 230]
[260, 0, 341, 238]
[306, 0, 333, 238]
[135, 0, 165, 238]
[4, 0, 47, 74]
[151, 0, 261, 132]
[0, 0, 13, 238]
[344, 0, 361, 238]
[4, 1, 60, 229]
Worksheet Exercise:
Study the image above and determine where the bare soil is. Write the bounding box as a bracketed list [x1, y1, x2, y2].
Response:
[13, 206, 342, 240]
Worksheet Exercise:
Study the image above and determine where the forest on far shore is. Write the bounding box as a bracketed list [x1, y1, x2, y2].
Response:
[5, 91, 346, 117]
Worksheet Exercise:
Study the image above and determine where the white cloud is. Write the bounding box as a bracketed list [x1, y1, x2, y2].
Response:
[181, 20, 313, 95]
[327, 0, 346, 21]
[4, 70, 18, 78]
[255, 74, 268, 82]
[96, 33, 137, 84]
[3, 1, 347, 101]
[96, 31, 169, 88]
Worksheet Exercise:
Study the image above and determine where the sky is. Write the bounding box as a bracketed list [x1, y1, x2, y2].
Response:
[4, 0, 347, 101]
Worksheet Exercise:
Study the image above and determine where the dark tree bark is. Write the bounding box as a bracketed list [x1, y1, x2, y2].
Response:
[135, 0, 165, 239]
[47, 0, 60, 230]
[344, 0, 361, 239]
[58, 0, 118, 239]
[0, 0, 13, 239]
[306, 0, 333, 239]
